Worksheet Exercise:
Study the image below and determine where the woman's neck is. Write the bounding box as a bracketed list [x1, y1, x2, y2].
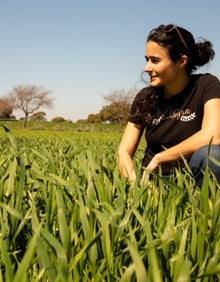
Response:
[163, 74, 190, 99]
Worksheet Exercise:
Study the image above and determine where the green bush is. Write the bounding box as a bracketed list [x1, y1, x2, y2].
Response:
[51, 116, 66, 122]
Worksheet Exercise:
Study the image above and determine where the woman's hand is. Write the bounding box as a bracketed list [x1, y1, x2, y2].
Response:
[141, 168, 159, 196]
[146, 154, 160, 171]
[141, 154, 160, 185]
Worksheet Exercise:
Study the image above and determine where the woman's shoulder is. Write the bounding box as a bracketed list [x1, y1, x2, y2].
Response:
[191, 73, 220, 103]
[193, 73, 220, 83]
[135, 87, 150, 97]
[133, 86, 160, 101]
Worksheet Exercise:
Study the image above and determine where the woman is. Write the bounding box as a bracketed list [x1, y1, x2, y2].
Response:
[117, 24, 220, 187]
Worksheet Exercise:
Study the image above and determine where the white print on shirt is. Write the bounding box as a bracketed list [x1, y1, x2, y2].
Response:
[152, 108, 196, 126]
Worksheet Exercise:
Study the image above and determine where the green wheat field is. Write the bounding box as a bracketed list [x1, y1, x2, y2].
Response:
[0, 121, 220, 281]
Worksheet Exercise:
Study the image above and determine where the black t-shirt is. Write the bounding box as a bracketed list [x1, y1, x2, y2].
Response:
[128, 73, 220, 174]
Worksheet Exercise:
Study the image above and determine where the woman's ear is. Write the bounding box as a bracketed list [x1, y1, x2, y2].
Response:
[178, 55, 188, 69]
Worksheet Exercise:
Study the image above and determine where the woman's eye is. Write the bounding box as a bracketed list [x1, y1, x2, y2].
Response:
[151, 58, 160, 64]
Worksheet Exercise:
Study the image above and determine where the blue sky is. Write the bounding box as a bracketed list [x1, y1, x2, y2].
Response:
[0, 0, 220, 121]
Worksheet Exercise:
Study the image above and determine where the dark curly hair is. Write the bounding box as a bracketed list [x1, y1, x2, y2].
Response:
[130, 24, 215, 127]
[147, 24, 215, 74]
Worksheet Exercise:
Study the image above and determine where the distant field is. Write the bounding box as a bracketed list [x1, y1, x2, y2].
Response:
[0, 120, 123, 133]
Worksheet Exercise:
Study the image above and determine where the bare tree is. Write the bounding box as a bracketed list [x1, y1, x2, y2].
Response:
[102, 88, 136, 105]
[7, 84, 55, 127]
[102, 88, 136, 128]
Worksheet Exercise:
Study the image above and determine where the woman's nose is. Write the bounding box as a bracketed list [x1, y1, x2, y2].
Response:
[144, 61, 152, 72]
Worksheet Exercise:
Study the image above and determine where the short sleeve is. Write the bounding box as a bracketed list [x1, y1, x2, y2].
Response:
[128, 88, 149, 126]
[200, 73, 220, 105]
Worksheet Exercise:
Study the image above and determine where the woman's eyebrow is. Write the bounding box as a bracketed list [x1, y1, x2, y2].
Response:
[145, 55, 161, 60]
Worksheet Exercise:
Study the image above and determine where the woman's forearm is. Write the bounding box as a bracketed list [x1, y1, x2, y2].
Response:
[117, 122, 144, 181]
[117, 152, 137, 181]
[148, 129, 220, 171]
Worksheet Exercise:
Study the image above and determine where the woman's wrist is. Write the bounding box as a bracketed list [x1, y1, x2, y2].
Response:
[154, 154, 161, 165]
[147, 154, 161, 171]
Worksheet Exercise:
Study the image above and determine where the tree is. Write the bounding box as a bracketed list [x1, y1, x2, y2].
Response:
[29, 111, 47, 121]
[51, 116, 66, 123]
[101, 88, 136, 127]
[99, 102, 130, 125]
[102, 88, 135, 105]
[7, 84, 54, 127]
[0, 97, 13, 119]
[87, 113, 101, 123]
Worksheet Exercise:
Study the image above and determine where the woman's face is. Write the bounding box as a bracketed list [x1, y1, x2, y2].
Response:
[144, 41, 180, 88]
